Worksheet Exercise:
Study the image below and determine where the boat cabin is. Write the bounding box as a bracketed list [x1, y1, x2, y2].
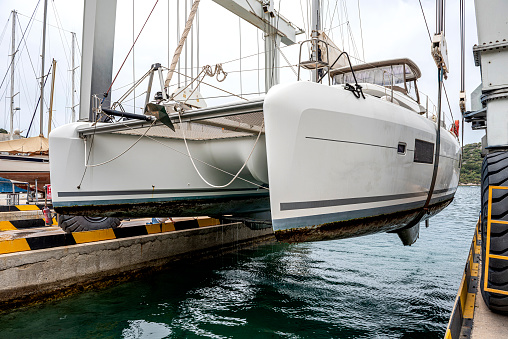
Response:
[329, 58, 430, 114]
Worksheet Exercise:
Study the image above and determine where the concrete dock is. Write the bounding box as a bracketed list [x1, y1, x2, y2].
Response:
[445, 220, 508, 339]
[0, 216, 274, 310]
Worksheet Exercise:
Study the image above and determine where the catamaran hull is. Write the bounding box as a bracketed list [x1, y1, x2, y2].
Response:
[49, 122, 269, 218]
[263, 81, 460, 242]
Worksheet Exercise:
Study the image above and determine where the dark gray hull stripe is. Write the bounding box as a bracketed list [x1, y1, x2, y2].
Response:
[280, 187, 455, 211]
[273, 192, 455, 230]
[58, 186, 265, 198]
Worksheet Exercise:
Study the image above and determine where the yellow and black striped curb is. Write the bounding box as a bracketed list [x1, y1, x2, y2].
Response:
[0, 216, 58, 231]
[0, 204, 51, 212]
[445, 219, 481, 339]
[0, 217, 221, 255]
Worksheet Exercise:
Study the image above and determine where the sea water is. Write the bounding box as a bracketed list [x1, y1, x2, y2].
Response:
[0, 186, 480, 339]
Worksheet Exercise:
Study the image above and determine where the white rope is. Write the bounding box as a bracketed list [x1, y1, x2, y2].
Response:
[177, 108, 265, 188]
[88, 111, 268, 189]
[85, 118, 157, 168]
[165, 0, 200, 88]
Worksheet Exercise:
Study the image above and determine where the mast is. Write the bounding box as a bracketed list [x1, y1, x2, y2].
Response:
[39, 0, 48, 137]
[9, 10, 16, 139]
[71, 32, 76, 122]
[311, 0, 321, 82]
[48, 59, 56, 135]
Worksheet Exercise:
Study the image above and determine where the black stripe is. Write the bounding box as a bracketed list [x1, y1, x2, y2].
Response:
[58, 187, 263, 198]
[0, 155, 48, 163]
[174, 219, 200, 231]
[25, 234, 76, 250]
[306, 136, 400, 150]
[306, 136, 459, 162]
[113, 225, 148, 238]
[10, 219, 45, 229]
[280, 188, 453, 211]
[0, 204, 49, 212]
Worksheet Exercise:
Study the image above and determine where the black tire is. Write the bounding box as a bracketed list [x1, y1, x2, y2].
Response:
[480, 151, 508, 314]
[58, 215, 121, 233]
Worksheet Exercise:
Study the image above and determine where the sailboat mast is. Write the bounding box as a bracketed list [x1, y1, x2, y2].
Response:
[9, 10, 16, 139]
[39, 0, 48, 137]
[71, 32, 76, 123]
[311, 0, 321, 82]
[311, 0, 321, 36]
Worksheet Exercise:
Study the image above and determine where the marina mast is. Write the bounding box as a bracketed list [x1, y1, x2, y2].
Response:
[39, 0, 48, 137]
[9, 10, 16, 139]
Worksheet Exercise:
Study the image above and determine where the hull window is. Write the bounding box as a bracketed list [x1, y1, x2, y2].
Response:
[414, 139, 434, 164]
[397, 142, 407, 155]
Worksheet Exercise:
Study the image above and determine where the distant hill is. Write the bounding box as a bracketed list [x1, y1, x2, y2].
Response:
[460, 142, 482, 185]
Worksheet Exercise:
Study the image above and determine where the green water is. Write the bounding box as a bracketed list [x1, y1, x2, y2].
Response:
[0, 186, 480, 338]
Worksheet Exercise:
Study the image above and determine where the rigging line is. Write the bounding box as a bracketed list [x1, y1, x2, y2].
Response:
[104, 0, 160, 98]
[299, 0, 307, 39]
[16, 15, 38, 80]
[0, 0, 41, 94]
[164, 67, 248, 101]
[418, 0, 432, 43]
[16, 11, 74, 34]
[257, 28, 260, 94]
[0, 16, 10, 47]
[239, 18, 243, 97]
[357, 0, 365, 61]
[133, 0, 136, 114]
[328, 0, 340, 34]
[25, 64, 52, 137]
[177, 109, 266, 189]
[442, 83, 454, 124]
[85, 118, 157, 168]
[325, 20, 349, 34]
[50, 0, 71, 67]
[277, 46, 298, 77]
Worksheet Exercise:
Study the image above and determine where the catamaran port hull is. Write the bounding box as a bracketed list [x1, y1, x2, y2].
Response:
[49, 122, 269, 218]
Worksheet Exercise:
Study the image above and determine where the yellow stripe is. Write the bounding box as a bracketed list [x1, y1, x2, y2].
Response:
[197, 218, 220, 227]
[459, 274, 467, 314]
[162, 223, 175, 232]
[485, 286, 508, 296]
[485, 186, 493, 292]
[72, 229, 116, 244]
[463, 293, 476, 319]
[488, 253, 508, 261]
[146, 223, 161, 234]
[445, 329, 452, 339]
[491, 185, 508, 190]
[16, 205, 40, 211]
[0, 221, 16, 231]
[0, 238, 30, 254]
[51, 217, 58, 226]
[490, 219, 508, 225]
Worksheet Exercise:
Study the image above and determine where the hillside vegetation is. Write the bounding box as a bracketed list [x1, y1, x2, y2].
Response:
[460, 142, 482, 185]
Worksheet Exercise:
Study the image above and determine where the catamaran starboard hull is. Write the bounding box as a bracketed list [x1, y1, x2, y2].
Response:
[263, 81, 461, 242]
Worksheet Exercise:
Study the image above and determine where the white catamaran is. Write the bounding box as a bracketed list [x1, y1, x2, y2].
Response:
[49, 0, 460, 244]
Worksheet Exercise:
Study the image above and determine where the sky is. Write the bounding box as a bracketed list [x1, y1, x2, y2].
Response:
[0, 0, 484, 144]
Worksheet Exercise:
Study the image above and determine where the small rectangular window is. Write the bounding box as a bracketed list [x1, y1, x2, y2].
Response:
[414, 139, 434, 164]
[397, 142, 406, 155]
